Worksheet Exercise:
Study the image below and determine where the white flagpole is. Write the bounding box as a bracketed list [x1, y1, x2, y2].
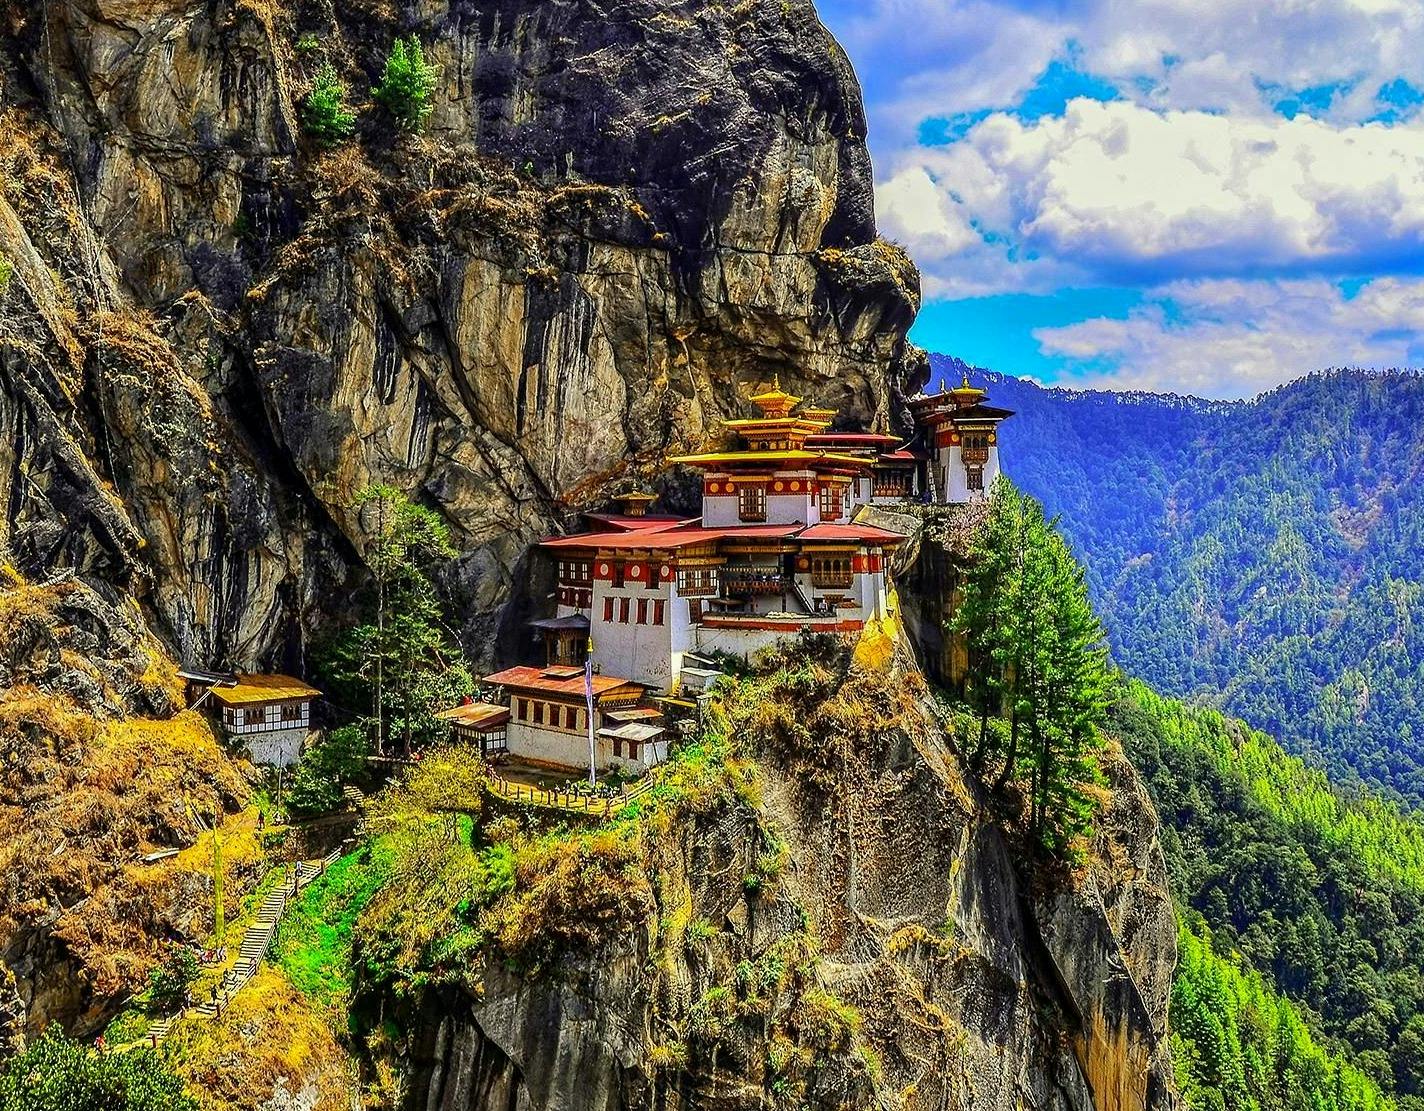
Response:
[584, 639, 597, 787]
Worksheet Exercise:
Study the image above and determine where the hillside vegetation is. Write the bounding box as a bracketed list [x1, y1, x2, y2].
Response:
[944, 356, 1424, 808]
[1114, 678, 1424, 1104]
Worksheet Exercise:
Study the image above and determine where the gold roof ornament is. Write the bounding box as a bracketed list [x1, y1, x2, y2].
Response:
[949, 373, 987, 408]
[613, 490, 657, 517]
[748, 374, 801, 418]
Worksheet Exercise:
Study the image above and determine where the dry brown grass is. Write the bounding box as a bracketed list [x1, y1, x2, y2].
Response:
[167, 966, 353, 1111]
[0, 575, 259, 1012]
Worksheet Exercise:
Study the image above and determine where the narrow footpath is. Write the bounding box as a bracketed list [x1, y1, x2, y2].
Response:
[143, 849, 339, 1045]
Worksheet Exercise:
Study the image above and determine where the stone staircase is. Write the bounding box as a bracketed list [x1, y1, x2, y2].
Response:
[154, 850, 339, 1038]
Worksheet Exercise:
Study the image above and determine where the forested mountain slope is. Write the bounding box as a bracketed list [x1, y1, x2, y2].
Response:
[933, 354, 1424, 806]
[1113, 679, 1424, 1106]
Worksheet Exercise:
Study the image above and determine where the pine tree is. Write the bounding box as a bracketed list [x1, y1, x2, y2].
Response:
[949, 479, 1112, 855]
[319, 485, 473, 756]
[373, 37, 439, 132]
[301, 63, 357, 148]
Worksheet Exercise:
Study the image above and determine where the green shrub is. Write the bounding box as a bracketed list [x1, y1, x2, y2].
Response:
[302, 64, 357, 148]
[0, 1026, 197, 1111]
[0, 254, 12, 294]
[286, 724, 369, 817]
[146, 943, 198, 1013]
[373, 37, 438, 132]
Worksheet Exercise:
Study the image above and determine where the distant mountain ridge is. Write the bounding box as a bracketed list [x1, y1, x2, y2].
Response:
[928, 353, 1424, 807]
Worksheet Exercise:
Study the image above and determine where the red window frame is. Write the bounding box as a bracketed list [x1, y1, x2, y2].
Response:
[619, 598, 630, 623]
[653, 599, 665, 626]
[637, 598, 648, 624]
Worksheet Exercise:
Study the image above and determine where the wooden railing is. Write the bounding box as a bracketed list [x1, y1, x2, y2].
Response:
[485, 771, 655, 818]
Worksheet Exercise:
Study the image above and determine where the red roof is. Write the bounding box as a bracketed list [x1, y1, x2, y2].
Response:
[797, 523, 908, 543]
[543, 519, 905, 550]
[437, 702, 512, 730]
[482, 666, 643, 698]
[542, 523, 800, 550]
[582, 513, 693, 533]
[877, 450, 924, 463]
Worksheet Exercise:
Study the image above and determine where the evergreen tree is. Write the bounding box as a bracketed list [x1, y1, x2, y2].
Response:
[319, 485, 472, 756]
[373, 37, 438, 132]
[951, 479, 1111, 854]
[0, 1026, 198, 1111]
[285, 724, 372, 817]
[301, 64, 357, 148]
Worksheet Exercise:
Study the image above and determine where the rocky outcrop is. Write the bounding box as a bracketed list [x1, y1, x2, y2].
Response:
[0, 0, 924, 671]
[377, 646, 1176, 1111]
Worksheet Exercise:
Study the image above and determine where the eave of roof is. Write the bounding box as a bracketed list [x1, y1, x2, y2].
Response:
[482, 665, 643, 698]
[209, 674, 321, 706]
[542, 519, 906, 550]
[804, 432, 902, 446]
[541, 523, 801, 550]
[797, 523, 908, 543]
[437, 702, 512, 729]
[582, 513, 693, 533]
[668, 449, 876, 468]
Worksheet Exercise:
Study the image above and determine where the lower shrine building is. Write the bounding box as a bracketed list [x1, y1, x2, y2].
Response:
[183, 671, 322, 768]
[461, 665, 669, 773]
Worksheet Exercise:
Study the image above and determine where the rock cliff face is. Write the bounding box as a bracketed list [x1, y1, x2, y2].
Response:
[376, 647, 1176, 1111]
[0, 0, 924, 670]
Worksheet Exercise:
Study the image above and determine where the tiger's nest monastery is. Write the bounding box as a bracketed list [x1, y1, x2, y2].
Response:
[458, 376, 1013, 775]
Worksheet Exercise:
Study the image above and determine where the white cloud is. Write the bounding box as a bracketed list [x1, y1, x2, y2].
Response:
[1036, 277, 1424, 396]
[826, 0, 1424, 129]
[877, 100, 1424, 290]
[1075, 0, 1424, 120]
[831, 0, 1067, 145]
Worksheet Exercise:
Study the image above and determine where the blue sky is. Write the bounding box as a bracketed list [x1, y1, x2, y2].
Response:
[815, 0, 1424, 398]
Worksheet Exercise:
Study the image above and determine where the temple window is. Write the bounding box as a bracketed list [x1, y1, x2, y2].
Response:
[677, 567, 718, 596]
[619, 598, 631, 623]
[967, 468, 984, 492]
[637, 598, 648, 624]
[739, 485, 767, 521]
[281, 703, 302, 722]
[819, 485, 843, 519]
[612, 562, 626, 587]
[811, 556, 854, 589]
[603, 597, 614, 622]
[873, 471, 912, 497]
[654, 599, 666, 625]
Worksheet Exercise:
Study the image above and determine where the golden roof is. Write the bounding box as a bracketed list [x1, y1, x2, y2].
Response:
[949, 373, 987, 406]
[669, 449, 875, 469]
[210, 674, 321, 706]
[748, 376, 801, 417]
